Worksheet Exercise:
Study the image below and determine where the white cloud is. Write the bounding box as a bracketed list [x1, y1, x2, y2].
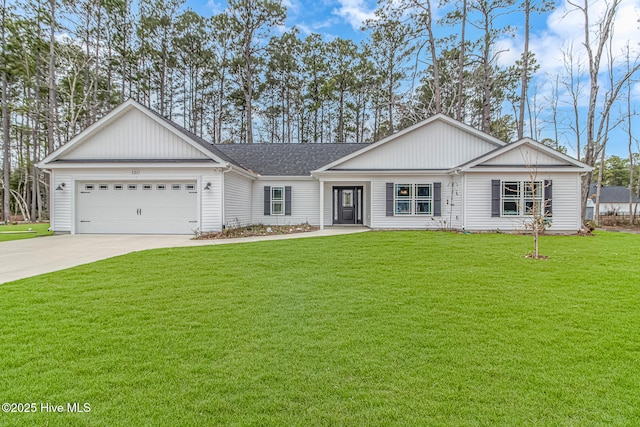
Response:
[206, 0, 225, 15]
[332, 0, 376, 30]
[282, 0, 300, 14]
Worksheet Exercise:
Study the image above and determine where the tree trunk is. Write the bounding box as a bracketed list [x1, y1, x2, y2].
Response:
[456, 0, 467, 121]
[518, 0, 530, 139]
[425, 0, 441, 114]
[1, 0, 10, 223]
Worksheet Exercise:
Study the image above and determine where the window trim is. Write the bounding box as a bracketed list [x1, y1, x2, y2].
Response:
[501, 180, 543, 217]
[394, 183, 433, 216]
[271, 186, 285, 216]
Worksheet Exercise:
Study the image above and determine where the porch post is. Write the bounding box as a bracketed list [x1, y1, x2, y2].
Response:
[319, 179, 324, 230]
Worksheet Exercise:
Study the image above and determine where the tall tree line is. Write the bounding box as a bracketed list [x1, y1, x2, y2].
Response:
[0, 0, 638, 221]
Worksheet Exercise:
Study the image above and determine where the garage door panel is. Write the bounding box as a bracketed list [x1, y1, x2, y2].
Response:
[76, 181, 198, 234]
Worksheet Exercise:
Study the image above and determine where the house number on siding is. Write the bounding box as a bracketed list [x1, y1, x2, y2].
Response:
[131, 169, 140, 175]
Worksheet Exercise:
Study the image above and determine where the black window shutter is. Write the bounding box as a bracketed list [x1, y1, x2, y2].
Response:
[491, 180, 501, 217]
[285, 186, 292, 216]
[386, 183, 394, 216]
[544, 180, 552, 217]
[264, 186, 271, 216]
[433, 182, 442, 217]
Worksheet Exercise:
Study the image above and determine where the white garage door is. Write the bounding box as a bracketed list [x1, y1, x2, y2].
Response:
[76, 181, 198, 234]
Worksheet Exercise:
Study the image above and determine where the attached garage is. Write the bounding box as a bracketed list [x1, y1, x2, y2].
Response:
[76, 181, 198, 234]
[39, 100, 235, 235]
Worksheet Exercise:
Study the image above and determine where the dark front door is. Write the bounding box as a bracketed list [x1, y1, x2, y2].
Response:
[333, 186, 363, 225]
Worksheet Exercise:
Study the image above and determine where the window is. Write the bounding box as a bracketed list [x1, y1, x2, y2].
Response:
[99, 184, 108, 190]
[342, 190, 353, 208]
[502, 181, 542, 216]
[156, 184, 166, 190]
[271, 186, 284, 215]
[142, 184, 152, 190]
[172, 184, 181, 190]
[185, 184, 195, 191]
[127, 184, 137, 190]
[114, 184, 123, 190]
[415, 184, 432, 215]
[395, 184, 433, 215]
[84, 184, 95, 191]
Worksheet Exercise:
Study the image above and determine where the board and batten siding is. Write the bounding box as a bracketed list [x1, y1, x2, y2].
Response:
[369, 175, 463, 229]
[332, 121, 500, 170]
[223, 171, 253, 228]
[482, 146, 567, 166]
[252, 179, 319, 225]
[464, 172, 582, 231]
[51, 171, 74, 232]
[63, 108, 210, 160]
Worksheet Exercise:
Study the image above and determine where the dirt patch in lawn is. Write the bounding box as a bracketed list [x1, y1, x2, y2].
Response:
[195, 223, 319, 240]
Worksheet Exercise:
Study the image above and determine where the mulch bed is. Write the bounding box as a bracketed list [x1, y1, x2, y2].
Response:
[195, 223, 319, 240]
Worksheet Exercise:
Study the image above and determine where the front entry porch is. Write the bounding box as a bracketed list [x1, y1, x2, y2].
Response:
[332, 186, 363, 225]
[318, 180, 371, 230]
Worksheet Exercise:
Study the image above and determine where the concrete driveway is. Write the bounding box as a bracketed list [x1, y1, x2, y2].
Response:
[0, 227, 368, 284]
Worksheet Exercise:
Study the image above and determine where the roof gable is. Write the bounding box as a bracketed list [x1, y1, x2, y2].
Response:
[459, 138, 592, 171]
[40, 99, 229, 165]
[315, 114, 506, 172]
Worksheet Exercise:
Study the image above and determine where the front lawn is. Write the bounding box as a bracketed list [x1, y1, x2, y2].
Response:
[1, 231, 639, 426]
[0, 223, 52, 242]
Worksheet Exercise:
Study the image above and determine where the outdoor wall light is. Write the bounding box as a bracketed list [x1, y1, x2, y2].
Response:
[204, 182, 212, 190]
[56, 183, 66, 191]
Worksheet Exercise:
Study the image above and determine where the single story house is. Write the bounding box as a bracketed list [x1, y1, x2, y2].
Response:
[587, 184, 639, 216]
[39, 99, 591, 234]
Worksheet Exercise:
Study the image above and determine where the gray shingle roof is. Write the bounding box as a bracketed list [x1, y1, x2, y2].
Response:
[214, 143, 369, 176]
[589, 184, 639, 203]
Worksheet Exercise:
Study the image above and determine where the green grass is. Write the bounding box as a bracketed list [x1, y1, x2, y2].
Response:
[0, 223, 52, 242]
[1, 231, 639, 426]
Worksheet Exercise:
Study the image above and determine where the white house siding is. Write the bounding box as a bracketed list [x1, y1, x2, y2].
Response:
[483, 146, 566, 166]
[51, 170, 74, 232]
[332, 121, 500, 170]
[252, 179, 319, 226]
[369, 175, 464, 230]
[50, 167, 223, 233]
[63, 108, 210, 160]
[200, 171, 223, 232]
[598, 202, 639, 215]
[464, 172, 582, 231]
[223, 171, 253, 228]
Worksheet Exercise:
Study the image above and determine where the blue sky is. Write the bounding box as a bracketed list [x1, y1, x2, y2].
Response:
[187, 0, 640, 159]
